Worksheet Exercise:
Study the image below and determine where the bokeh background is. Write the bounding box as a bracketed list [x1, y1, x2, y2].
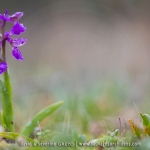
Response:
[0, 0, 150, 139]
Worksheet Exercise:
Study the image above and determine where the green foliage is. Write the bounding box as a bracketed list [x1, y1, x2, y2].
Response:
[129, 113, 150, 137]
[36, 129, 58, 141]
[140, 113, 150, 136]
[3, 70, 13, 104]
[0, 110, 6, 128]
[88, 129, 121, 148]
[21, 101, 64, 137]
[0, 79, 14, 132]
[140, 113, 150, 127]
[0, 132, 35, 143]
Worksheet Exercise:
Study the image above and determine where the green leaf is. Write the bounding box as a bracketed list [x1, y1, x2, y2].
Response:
[21, 101, 64, 137]
[140, 114, 150, 136]
[140, 113, 150, 127]
[0, 80, 14, 132]
[0, 132, 35, 143]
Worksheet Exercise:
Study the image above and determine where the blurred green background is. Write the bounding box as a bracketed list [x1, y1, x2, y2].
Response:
[0, 0, 150, 149]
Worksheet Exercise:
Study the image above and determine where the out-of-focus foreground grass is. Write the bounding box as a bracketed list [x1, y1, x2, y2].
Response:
[1, 74, 148, 150]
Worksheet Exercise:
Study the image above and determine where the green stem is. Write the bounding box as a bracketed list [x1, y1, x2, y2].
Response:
[0, 110, 5, 127]
[0, 79, 14, 132]
[0, 21, 14, 132]
[3, 70, 13, 101]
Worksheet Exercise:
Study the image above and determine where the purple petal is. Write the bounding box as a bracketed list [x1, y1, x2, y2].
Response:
[12, 47, 24, 60]
[5, 32, 12, 37]
[0, 14, 9, 21]
[10, 22, 26, 35]
[0, 34, 2, 46]
[5, 10, 8, 15]
[0, 10, 9, 22]
[0, 62, 8, 74]
[9, 12, 23, 22]
[0, 11, 23, 23]
[8, 38, 27, 47]
[0, 19, 2, 26]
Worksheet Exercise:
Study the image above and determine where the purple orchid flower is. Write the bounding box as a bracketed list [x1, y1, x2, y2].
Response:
[8, 38, 27, 47]
[0, 10, 23, 23]
[0, 10, 27, 74]
[10, 22, 26, 35]
[6, 37, 27, 60]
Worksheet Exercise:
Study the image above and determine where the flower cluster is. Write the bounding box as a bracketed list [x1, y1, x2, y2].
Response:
[0, 10, 27, 74]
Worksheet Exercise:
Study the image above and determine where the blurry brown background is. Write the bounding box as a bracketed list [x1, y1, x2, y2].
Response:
[0, 0, 150, 103]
